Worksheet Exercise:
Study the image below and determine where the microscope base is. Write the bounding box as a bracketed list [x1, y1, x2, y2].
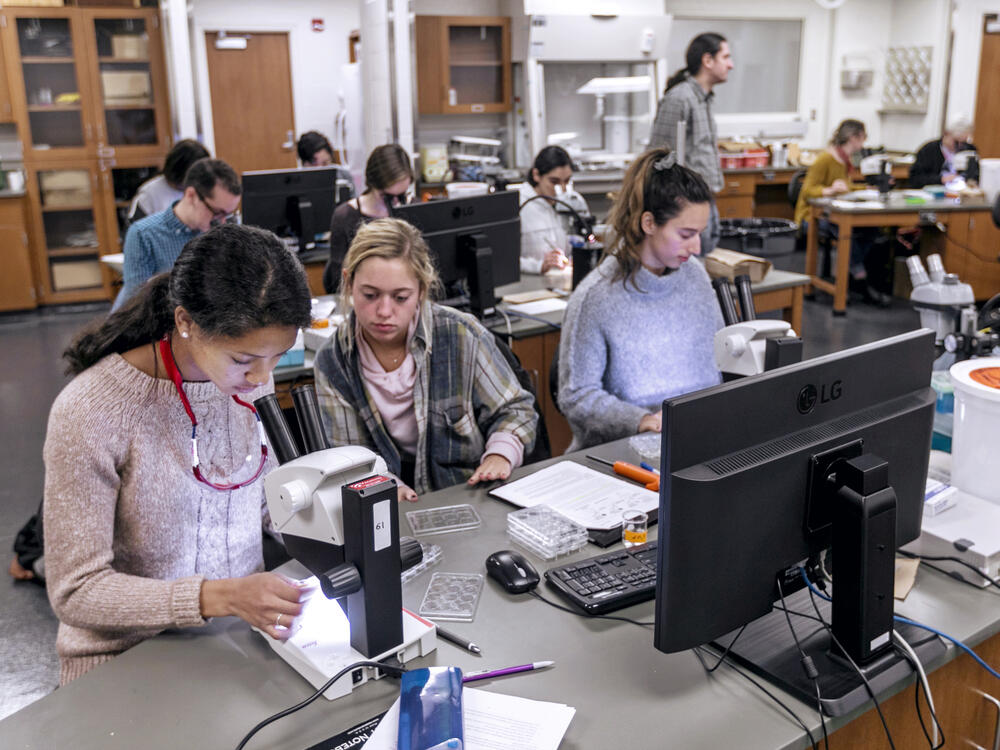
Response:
[254, 561, 437, 700]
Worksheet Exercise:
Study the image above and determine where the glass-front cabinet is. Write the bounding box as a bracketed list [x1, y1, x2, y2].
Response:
[7, 12, 90, 160]
[1, 7, 170, 162]
[25, 162, 110, 302]
[1, 7, 170, 304]
[86, 10, 170, 160]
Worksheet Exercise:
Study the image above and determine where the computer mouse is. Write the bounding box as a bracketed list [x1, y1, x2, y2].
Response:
[485, 549, 540, 594]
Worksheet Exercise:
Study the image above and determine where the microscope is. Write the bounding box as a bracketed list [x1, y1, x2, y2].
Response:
[252, 385, 436, 700]
[711, 274, 802, 379]
[906, 253, 1000, 362]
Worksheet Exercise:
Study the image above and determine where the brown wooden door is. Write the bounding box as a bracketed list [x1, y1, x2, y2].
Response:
[974, 14, 1000, 158]
[204, 31, 296, 175]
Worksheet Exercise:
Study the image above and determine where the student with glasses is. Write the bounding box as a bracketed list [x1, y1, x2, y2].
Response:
[43, 224, 312, 684]
[323, 144, 414, 293]
[114, 157, 242, 311]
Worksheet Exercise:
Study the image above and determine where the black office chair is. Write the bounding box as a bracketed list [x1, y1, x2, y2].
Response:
[490, 332, 551, 465]
[993, 192, 1000, 229]
[549, 348, 561, 417]
[789, 167, 834, 278]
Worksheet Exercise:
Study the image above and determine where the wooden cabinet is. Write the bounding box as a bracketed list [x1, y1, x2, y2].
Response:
[415, 16, 511, 115]
[1, 7, 171, 162]
[0, 33, 12, 122]
[510, 330, 571, 456]
[0, 196, 36, 311]
[940, 210, 1000, 302]
[1, 6, 170, 304]
[716, 174, 755, 219]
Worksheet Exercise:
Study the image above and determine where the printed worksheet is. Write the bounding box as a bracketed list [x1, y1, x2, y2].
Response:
[489, 462, 658, 530]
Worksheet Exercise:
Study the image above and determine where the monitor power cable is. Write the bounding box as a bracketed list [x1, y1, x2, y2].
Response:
[692, 646, 820, 749]
[798, 568, 897, 750]
[233, 659, 407, 750]
[776, 576, 830, 749]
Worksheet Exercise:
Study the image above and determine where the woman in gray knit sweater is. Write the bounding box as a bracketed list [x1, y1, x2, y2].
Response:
[43, 225, 312, 684]
[558, 148, 724, 450]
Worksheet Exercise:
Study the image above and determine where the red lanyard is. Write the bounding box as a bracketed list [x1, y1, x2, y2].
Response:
[159, 336, 268, 491]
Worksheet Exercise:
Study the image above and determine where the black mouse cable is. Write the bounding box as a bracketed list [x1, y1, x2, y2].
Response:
[527, 589, 654, 628]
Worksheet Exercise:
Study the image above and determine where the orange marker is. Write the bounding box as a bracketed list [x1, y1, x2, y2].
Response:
[586, 455, 659, 492]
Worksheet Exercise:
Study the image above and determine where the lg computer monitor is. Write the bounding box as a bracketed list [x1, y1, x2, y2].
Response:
[654, 329, 945, 716]
[392, 191, 520, 319]
[241, 166, 353, 251]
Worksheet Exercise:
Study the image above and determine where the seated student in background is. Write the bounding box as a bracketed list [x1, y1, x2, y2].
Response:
[558, 148, 723, 451]
[128, 139, 210, 224]
[297, 130, 335, 167]
[909, 117, 978, 188]
[315, 218, 538, 501]
[518, 145, 578, 274]
[44, 224, 313, 685]
[115, 158, 241, 310]
[793, 119, 884, 304]
[323, 144, 414, 293]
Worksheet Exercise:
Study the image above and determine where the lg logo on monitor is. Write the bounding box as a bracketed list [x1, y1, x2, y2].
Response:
[797, 380, 843, 414]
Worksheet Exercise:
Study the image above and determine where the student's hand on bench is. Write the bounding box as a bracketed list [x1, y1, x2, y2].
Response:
[397, 484, 419, 503]
[468, 454, 512, 485]
[638, 411, 662, 434]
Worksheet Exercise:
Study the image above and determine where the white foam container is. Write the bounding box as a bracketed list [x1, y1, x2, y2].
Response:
[445, 181, 489, 199]
[949, 357, 1000, 503]
[981, 158, 1000, 204]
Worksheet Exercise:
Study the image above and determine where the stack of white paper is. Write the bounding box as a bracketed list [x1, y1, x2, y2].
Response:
[363, 688, 575, 750]
[490, 462, 658, 530]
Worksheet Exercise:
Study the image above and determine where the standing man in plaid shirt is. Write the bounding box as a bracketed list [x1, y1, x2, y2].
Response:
[648, 33, 733, 255]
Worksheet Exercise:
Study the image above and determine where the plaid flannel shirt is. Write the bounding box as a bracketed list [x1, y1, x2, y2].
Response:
[314, 301, 538, 494]
[648, 75, 724, 193]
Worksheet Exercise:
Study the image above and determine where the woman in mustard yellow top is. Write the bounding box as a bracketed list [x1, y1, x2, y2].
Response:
[794, 119, 886, 305]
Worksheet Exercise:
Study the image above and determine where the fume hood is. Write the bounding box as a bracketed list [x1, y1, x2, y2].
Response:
[512, 14, 673, 169]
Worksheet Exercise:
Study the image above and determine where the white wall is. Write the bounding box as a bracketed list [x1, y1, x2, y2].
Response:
[949, 1, 1000, 130]
[189, 0, 359, 155]
[664, 0, 954, 150]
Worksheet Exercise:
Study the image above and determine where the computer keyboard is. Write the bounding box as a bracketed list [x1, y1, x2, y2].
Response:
[544, 541, 657, 614]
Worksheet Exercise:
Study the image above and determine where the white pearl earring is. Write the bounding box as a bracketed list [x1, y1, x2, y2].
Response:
[180, 331, 190, 339]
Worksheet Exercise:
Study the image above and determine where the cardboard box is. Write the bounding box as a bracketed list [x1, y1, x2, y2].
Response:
[51, 260, 102, 291]
[704, 248, 773, 283]
[111, 34, 149, 59]
[39, 170, 91, 207]
[100, 71, 151, 105]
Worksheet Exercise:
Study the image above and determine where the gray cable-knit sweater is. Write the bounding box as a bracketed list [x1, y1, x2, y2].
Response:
[558, 255, 724, 450]
[43, 353, 274, 684]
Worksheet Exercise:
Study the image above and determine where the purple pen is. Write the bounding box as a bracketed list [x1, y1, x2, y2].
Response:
[462, 660, 554, 683]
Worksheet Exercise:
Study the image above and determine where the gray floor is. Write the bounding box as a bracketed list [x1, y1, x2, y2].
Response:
[0, 256, 924, 722]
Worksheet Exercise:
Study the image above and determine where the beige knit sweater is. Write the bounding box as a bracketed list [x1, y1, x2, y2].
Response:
[43, 353, 275, 684]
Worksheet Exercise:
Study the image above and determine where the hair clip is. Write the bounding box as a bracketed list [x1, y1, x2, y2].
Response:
[653, 152, 677, 171]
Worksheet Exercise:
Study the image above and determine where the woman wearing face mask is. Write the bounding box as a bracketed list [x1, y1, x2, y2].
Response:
[323, 144, 414, 293]
[315, 218, 538, 501]
[794, 119, 885, 305]
[43, 224, 313, 684]
[518, 145, 580, 274]
[558, 148, 723, 451]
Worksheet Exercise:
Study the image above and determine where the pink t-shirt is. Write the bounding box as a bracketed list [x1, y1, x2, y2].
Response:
[355, 318, 524, 469]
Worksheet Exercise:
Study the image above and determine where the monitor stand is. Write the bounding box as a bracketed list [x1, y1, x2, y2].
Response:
[715, 589, 945, 717]
[287, 194, 317, 250]
[459, 232, 497, 319]
[717, 454, 947, 717]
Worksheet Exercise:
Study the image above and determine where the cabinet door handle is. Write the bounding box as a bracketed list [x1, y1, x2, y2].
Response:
[281, 130, 294, 149]
[972, 688, 1000, 750]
